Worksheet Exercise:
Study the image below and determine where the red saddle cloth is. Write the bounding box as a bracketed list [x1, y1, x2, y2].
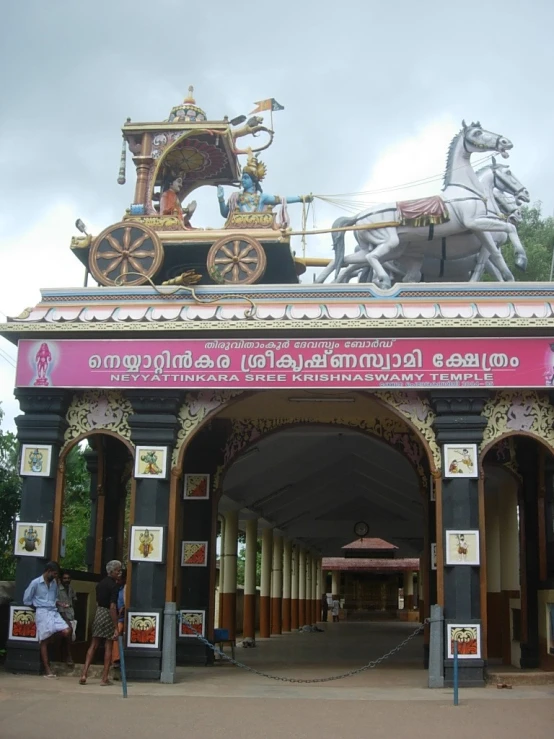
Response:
[397, 195, 449, 227]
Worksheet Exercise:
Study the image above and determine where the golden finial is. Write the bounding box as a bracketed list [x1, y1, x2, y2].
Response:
[184, 85, 195, 104]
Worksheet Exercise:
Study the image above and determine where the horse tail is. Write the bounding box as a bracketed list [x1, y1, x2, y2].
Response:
[332, 216, 357, 280]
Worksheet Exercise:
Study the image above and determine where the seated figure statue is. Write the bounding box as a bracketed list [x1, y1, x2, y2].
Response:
[159, 174, 196, 228]
[217, 150, 311, 225]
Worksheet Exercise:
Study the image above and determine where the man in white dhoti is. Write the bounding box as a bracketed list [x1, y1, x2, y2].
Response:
[23, 561, 71, 678]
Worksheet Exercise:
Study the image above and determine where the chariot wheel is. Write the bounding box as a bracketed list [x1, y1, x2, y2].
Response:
[207, 234, 267, 285]
[89, 222, 163, 286]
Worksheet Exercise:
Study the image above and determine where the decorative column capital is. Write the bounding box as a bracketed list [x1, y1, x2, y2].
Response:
[429, 390, 490, 445]
[127, 391, 183, 446]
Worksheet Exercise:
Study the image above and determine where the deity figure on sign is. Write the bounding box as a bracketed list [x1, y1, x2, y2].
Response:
[456, 534, 468, 561]
[159, 174, 196, 229]
[34, 343, 52, 386]
[28, 448, 43, 474]
[216, 149, 312, 223]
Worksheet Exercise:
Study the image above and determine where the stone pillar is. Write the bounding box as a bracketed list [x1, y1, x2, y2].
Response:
[298, 548, 307, 627]
[306, 553, 313, 624]
[6, 389, 70, 674]
[430, 391, 488, 688]
[271, 533, 283, 634]
[260, 527, 273, 638]
[311, 556, 318, 624]
[221, 511, 238, 640]
[101, 436, 130, 570]
[404, 571, 415, 610]
[243, 518, 258, 641]
[331, 570, 340, 599]
[517, 439, 541, 668]
[291, 544, 299, 630]
[282, 539, 292, 632]
[315, 561, 321, 621]
[125, 391, 181, 680]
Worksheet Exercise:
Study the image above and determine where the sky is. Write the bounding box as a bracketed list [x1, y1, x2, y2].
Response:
[0, 0, 553, 430]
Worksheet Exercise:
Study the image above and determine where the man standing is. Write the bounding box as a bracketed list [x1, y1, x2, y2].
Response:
[79, 560, 121, 686]
[23, 561, 71, 678]
[57, 569, 77, 666]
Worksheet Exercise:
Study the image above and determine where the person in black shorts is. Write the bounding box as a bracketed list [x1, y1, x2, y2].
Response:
[79, 559, 122, 686]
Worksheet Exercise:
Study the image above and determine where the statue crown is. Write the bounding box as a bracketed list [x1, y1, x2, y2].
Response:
[243, 148, 266, 182]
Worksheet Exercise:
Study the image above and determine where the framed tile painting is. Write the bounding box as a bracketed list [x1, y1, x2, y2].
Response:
[445, 530, 480, 566]
[9, 606, 38, 641]
[14, 522, 48, 558]
[127, 611, 160, 649]
[129, 526, 165, 563]
[179, 610, 205, 638]
[183, 473, 210, 500]
[134, 446, 168, 479]
[447, 624, 481, 659]
[181, 541, 208, 567]
[443, 444, 478, 478]
[20, 444, 52, 477]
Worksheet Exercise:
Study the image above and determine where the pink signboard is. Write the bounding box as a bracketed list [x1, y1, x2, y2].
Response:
[15, 337, 554, 390]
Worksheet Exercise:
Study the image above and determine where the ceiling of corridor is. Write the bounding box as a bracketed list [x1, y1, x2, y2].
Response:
[220, 424, 425, 558]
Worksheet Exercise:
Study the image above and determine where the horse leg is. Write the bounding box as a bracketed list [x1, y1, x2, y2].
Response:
[363, 230, 401, 289]
[315, 260, 336, 283]
[399, 252, 424, 283]
[463, 218, 515, 281]
[506, 222, 528, 271]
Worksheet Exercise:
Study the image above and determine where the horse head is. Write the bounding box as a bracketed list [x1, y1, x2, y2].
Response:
[490, 157, 530, 203]
[461, 121, 512, 159]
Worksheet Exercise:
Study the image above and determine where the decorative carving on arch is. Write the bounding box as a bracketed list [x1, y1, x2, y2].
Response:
[480, 390, 554, 453]
[221, 415, 428, 486]
[62, 390, 133, 451]
[375, 390, 440, 471]
[172, 390, 244, 465]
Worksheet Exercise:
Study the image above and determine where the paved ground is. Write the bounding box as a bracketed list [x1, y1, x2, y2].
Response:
[1, 622, 552, 738]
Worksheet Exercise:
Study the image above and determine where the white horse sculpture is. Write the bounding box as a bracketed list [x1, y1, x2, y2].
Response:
[316, 122, 523, 288]
[335, 160, 529, 284]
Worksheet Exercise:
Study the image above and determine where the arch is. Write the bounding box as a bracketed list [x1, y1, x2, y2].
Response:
[62, 389, 134, 453]
[218, 419, 429, 495]
[173, 389, 439, 475]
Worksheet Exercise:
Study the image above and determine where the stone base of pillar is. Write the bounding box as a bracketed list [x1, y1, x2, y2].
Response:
[313, 599, 318, 623]
[291, 599, 299, 630]
[260, 595, 270, 638]
[299, 600, 306, 627]
[220, 592, 237, 641]
[243, 593, 256, 639]
[176, 642, 212, 665]
[282, 598, 291, 631]
[405, 595, 414, 610]
[125, 649, 162, 680]
[5, 640, 40, 674]
[444, 660, 485, 687]
[271, 597, 282, 634]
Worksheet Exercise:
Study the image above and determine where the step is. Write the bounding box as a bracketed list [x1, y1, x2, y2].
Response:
[51, 662, 118, 680]
[486, 669, 554, 686]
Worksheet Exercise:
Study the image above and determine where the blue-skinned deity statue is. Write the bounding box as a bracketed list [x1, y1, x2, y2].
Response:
[217, 150, 311, 221]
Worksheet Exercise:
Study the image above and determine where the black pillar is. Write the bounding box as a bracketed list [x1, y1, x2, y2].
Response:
[177, 423, 228, 666]
[125, 391, 181, 680]
[102, 436, 131, 570]
[83, 447, 99, 572]
[6, 389, 70, 674]
[430, 391, 488, 687]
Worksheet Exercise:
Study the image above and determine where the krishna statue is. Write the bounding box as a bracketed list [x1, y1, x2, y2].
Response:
[217, 149, 311, 227]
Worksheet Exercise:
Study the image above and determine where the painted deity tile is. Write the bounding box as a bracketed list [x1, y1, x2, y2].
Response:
[181, 541, 208, 567]
[447, 624, 481, 659]
[134, 446, 168, 479]
[179, 610, 205, 638]
[20, 445, 52, 477]
[14, 522, 47, 558]
[9, 606, 38, 641]
[127, 612, 160, 649]
[129, 526, 164, 563]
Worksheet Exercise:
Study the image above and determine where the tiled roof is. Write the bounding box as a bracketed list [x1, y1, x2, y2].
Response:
[342, 538, 397, 550]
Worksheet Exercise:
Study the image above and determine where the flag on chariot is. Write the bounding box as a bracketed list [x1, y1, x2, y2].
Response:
[250, 98, 285, 114]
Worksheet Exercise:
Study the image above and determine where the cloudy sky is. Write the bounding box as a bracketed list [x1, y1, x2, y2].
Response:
[0, 0, 553, 429]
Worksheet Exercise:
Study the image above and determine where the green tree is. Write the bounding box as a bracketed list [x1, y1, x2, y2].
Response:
[0, 405, 21, 580]
[60, 445, 91, 571]
[504, 204, 554, 281]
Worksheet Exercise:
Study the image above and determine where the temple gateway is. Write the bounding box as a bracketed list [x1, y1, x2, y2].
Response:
[2, 91, 554, 687]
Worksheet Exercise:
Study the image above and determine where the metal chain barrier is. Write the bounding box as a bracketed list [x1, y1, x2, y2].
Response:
[178, 619, 427, 684]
